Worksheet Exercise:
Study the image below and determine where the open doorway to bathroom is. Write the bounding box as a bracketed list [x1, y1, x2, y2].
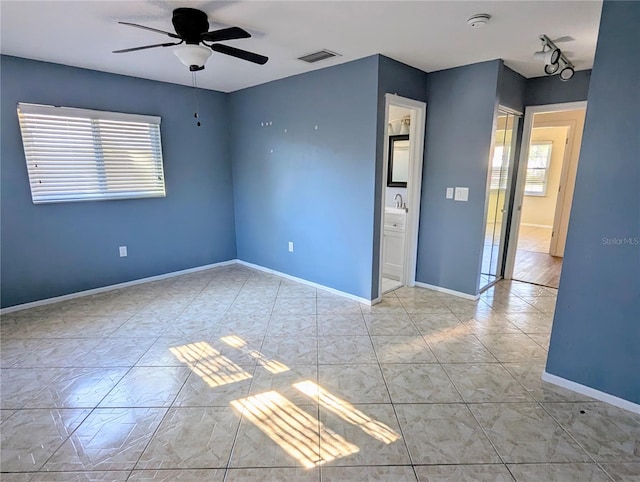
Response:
[378, 94, 426, 297]
[505, 102, 586, 288]
[382, 105, 411, 293]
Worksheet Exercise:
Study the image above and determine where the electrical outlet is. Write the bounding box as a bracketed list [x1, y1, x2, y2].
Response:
[288, 241, 294, 252]
[119, 246, 127, 257]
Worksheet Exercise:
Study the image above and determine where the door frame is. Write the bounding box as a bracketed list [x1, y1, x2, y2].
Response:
[376, 93, 426, 299]
[479, 105, 522, 292]
[504, 101, 587, 279]
[532, 120, 576, 256]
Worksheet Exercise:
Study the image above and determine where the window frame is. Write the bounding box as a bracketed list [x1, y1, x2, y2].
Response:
[524, 141, 553, 197]
[17, 102, 166, 204]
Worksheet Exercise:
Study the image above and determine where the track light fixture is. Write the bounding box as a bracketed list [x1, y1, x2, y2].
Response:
[533, 47, 560, 65]
[544, 62, 560, 75]
[535, 34, 575, 81]
[559, 58, 575, 81]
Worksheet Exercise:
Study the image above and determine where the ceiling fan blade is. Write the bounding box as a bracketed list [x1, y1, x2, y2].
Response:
[118, 21, 181, 39]
[201, 26, 251, 42]
[552, 36, 575, 43]
[210, 43, 268, 65]
[113, 42, 181, 54]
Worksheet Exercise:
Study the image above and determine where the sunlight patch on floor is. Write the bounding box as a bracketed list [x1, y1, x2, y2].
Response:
[170, 342, 252, 388]
[231, 391, 359, 468]
[294, 380, 401, 444]
[221, 334, 290, 374]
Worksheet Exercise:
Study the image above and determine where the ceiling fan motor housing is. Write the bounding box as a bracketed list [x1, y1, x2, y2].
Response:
[113, 8, 268, 66]
[172, 8, 209, 44]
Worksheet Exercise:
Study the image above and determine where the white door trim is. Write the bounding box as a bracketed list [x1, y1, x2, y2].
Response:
[495, 108, 521, 281]
[532, 120, 577, 256]
[378, 94, 426, 298]
[504, 101, 587, 279]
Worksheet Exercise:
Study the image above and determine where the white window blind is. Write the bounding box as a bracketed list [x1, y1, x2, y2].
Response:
[490, 145, 511, 190]
[525, 142, 553, 196]
[17, 103, 165, 204]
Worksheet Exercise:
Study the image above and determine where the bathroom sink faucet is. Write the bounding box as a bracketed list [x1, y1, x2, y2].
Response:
[394, 193, 403, 208]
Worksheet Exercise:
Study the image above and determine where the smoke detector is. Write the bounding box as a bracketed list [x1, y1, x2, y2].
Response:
[467, 14, 491, 28]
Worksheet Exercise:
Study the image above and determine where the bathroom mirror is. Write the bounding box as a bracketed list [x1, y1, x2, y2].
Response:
[388, 135, 410, 187]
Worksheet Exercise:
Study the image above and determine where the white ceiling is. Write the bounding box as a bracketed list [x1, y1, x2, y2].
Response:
[0, 1, 603, 93]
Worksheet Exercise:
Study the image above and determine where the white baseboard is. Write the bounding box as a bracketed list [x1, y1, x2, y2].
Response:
[521, 223, 553, 228]
[542, 371, 640, 415]
[1, 258, 374, 314]
[414, 281, 479, 301]
[237, 260, 372, 305]
[0, 260, 238, 315]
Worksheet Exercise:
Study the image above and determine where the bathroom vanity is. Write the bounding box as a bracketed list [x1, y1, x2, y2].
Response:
[382, 207, 407, 280]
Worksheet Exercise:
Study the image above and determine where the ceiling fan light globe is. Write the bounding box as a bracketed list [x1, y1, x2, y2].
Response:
[173, 44, 212, 69]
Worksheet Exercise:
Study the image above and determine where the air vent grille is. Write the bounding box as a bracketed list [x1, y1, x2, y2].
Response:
[297, 49, 340, 63]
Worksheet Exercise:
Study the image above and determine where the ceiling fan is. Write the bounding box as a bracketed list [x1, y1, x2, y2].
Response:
[113, 7, 268, 71]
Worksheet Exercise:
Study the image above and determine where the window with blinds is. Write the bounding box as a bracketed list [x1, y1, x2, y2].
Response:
[17, 103, 166, 204]
[525, 142, 553, 196]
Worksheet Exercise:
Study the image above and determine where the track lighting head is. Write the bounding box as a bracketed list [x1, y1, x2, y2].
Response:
[559, 64, 575, 81]
[544, 62, 560, 75]
[533, 47, 560, 65]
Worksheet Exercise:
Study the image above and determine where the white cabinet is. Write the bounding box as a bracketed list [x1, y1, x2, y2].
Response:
[383, 210, 406, 280]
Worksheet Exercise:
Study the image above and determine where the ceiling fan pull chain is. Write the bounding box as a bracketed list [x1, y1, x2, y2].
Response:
[192, 71, 201, 127]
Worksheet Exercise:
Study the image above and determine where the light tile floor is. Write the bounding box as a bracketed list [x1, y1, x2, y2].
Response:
[381, 277, 402, 295]
[1, 265, 638, 481]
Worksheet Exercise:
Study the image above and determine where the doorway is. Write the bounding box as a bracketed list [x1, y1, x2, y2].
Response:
[378, 94, 426, 297]
[479, 107, 521, 292]
[505, 102, 587, 288]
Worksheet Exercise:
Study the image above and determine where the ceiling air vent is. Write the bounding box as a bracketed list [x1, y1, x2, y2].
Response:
[297, 49, 340, 63]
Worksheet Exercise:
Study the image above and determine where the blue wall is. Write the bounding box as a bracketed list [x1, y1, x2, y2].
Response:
[546, 1, 640, 404]
[525, 69, 591, 106]
[498, 62, 526, 113]
[0, 56, 236, 308]
[229, 56, 379, 299]
[416, 60, 501, 296]
[374, 56, 429, 298]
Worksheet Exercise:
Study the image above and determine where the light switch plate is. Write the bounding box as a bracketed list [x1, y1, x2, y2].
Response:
[119, 246, 127, 257]
[454, 187, 469, 202]
[446, 187, 454, 199]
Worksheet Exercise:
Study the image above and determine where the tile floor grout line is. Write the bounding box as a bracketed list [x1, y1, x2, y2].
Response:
[464, 399, 509, 467]
[504, 463, 519, 481]
[536, 400, 602, 466]
[360, 294, 419, 470]
[433, 346, 516, 470]
[129, 270, 250, 476]
[30, 359, 138, 472]
[222, 356, 263, 480]
[314, 289, 323, 482]
[221, 273, 280, 480]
